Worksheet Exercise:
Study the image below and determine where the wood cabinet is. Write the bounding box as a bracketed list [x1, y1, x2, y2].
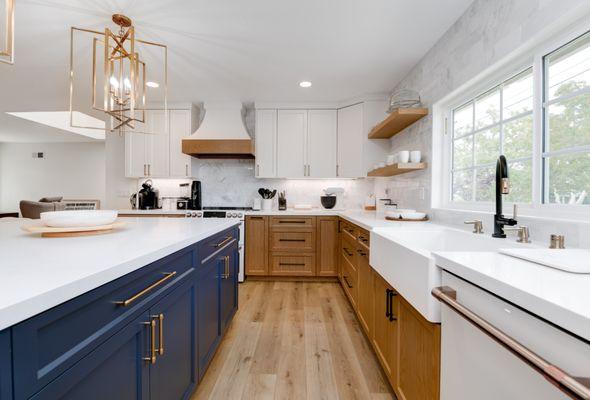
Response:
[245, 216, 269, 276]
[372, 273, 398, 382]
[316, 216, 338, 277]
[126, 105, 198, 178]
[337, 218, 441, 400]
[396, 297, 440, 400]
[255, 109, 277, 178]
[270, 253, 315, 276]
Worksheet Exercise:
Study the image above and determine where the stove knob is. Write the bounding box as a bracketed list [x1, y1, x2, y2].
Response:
[186, 212, 192, 218]
[192, 212, 197, 217]
[237, 213, 243, 218]
[197, 212, 203, 217]
[230, 213, 237, 218]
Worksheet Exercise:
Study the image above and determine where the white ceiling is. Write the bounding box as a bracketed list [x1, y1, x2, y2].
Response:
[0, 0, 473, 142]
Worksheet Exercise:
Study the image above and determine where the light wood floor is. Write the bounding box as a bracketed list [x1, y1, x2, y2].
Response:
[192, 280, 395, 400]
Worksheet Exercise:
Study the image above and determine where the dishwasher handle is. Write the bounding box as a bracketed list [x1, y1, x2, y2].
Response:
[432, 286, 590, 400]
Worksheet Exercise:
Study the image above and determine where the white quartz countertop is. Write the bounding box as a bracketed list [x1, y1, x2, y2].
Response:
[0, 218, 239, 331]
[247, 209, 419, 231]
[434, 251, 590, 341]
[118, 209, 187, 215]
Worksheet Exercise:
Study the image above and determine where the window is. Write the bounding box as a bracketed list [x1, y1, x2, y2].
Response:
[443, 28, 590, 214]
[543, 32, 590, 205]
[451, 69, 534, 203]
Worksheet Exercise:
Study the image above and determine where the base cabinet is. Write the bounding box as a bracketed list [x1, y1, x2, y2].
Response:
[30, 312, 150, 400]
[4, 227, 239, 400]
[372, 273, 397, 381]
[244, 216, 269, 276]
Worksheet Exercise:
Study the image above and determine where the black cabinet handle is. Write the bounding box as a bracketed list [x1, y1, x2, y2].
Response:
[385, 289, 391, 318]
[356, 249, 367, 257]
[343, 275, 353, 289]
[343, 247, 353, 256]
[388, 290, 397, 322]
[279, 239, 306, 242]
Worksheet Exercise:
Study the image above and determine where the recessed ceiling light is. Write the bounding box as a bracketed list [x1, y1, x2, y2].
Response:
[299, 81, 312, 88]
[146, 81, 160, 88]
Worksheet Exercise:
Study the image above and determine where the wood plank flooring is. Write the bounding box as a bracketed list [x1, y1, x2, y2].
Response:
[192, 281, 395, 400]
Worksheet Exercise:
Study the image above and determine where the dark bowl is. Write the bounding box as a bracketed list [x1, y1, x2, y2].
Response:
[321, 195, 337, 209]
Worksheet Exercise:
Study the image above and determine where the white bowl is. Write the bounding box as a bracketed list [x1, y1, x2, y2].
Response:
[40, 210, 118, 228]
[400, 211, 427, 220]
[385, 208, 416, 219]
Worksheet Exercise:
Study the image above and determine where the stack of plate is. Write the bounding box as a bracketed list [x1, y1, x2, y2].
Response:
[22, 210, 122, 237]
[387, 89, 422, 113]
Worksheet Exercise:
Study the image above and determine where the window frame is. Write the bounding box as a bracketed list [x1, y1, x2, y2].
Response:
[434, 17, 590, 220]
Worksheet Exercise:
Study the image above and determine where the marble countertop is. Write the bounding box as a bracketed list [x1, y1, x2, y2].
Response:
[434, 251, 590, 341]
[0, 218, 239, 331]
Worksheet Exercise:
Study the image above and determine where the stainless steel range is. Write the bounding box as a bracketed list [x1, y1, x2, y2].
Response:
[185, 207, 250, 282]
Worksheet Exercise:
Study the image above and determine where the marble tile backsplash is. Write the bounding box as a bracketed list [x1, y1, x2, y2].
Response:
[144, 160, 374, 210]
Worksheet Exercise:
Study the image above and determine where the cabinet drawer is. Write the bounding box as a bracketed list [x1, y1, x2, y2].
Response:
[12, 248, 195, 400]
[270, 231, 315, 252]
[341, 257, 358, 307]
[357, 228, 370, 248]
[270, 254, 315, 276]
[270, 216, 315, 230]
[199, 227, 239, 263]
[340, 222, 357, 242]
[340, 235, 357, 266]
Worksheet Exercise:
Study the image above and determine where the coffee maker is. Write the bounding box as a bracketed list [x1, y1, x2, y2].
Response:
[130, 179, 160, 210]
[188, 180, 202, 210]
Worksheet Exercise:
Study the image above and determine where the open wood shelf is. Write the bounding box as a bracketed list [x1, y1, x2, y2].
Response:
[368, 108, 428, 139]
[367, 162, 427, 177]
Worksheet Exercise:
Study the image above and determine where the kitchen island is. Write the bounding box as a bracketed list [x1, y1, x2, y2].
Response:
[0, 217, 240, 400]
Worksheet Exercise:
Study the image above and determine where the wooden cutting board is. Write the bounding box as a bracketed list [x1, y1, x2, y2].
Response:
[21, 222, 126, 238]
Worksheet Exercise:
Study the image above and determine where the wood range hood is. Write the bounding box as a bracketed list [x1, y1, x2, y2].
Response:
[182, 103, 255, 159]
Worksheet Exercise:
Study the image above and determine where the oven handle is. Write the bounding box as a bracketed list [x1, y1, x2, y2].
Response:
[432, 286, 590, 400]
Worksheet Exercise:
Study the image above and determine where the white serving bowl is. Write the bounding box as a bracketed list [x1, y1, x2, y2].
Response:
[40, 210, 118, 228]
[400, 211, 427, 220]
[385, 208, 416, 219]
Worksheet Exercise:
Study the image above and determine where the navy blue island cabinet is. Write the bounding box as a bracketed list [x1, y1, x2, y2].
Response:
[0, 226, 239, 400]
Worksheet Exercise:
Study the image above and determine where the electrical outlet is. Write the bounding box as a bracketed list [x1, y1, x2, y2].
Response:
[31, 152, 44, 158]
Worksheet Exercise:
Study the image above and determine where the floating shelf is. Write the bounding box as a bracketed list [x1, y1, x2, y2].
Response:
[367, 162, 427, 177]
[368, 108, 428, 139]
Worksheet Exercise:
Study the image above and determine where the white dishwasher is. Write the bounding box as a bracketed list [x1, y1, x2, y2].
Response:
[435, 271, 590, 400]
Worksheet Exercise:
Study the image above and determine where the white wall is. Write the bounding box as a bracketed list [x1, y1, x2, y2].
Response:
[0, 142, 106, 212]
[373, 0, 590, 246]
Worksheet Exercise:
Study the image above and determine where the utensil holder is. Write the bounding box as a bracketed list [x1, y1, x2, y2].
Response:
[278, 198, 287, 211]
[262, 199, 273, 211]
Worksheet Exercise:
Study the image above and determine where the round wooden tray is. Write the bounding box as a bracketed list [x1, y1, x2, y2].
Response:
[21, 221, 126, 238]
[385, 216, 429, 222]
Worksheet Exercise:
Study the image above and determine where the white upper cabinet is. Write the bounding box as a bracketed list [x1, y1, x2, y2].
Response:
[169, 109, 193, 177]
[255, 109, 277, 178]
[146, 110, 170, 177]
[254, 101, 388, 179]
[125, 105, 198, 178]
[337, 103, 364, 178]
[308, 109, 337, 178]
[277, 109, 307, 178]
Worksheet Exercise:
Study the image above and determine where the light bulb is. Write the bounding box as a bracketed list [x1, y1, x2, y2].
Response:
[109, 76, 119, 89]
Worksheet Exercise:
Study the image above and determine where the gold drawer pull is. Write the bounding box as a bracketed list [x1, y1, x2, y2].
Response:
[116, 271, 177, 307]
[143, 318, 157, 364]
[157, 313, 165, 356]
[215, 236, 233, 248]
[221, 255, 230, 279]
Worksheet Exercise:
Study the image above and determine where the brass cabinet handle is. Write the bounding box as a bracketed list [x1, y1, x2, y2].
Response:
[224, 255, 230, 279]
[343, 275, 353, 289]
[143, 318, 157, 364]
[148, 164, 151, 176]
[432, 286, 590, 400]
[116, 271, 177, 307]
[143, 164, 147, 176]
[185, 164, 189, 176]
[215, 236, 233, 248]
[157, 313, 164, 356]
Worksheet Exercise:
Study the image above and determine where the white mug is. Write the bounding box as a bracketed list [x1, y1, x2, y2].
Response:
[410, 150, 422, 163]
[398, 151, 410, 163]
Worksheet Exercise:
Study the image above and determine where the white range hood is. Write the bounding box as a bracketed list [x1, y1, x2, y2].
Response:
[182, 102, 254, 158]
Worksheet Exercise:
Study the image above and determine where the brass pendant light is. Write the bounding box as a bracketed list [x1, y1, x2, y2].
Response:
[0, 0, 15, 65]
[69, 13, 167, 133]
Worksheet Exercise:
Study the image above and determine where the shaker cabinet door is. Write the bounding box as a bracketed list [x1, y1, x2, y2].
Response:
[169, 109, 192, 177]
[337, 103, 364, 178]
[255, 109, 277, 178]
[149, 278, 197, 400]
[196, 256, 221, 380]
[220, 245, 239, 334]
[125, 130, 148, 178]
[307, 109, 337, 177]
[145, 110, 170, 177]
[277, 109, 307, 178]
[29, 313, 150, 400]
